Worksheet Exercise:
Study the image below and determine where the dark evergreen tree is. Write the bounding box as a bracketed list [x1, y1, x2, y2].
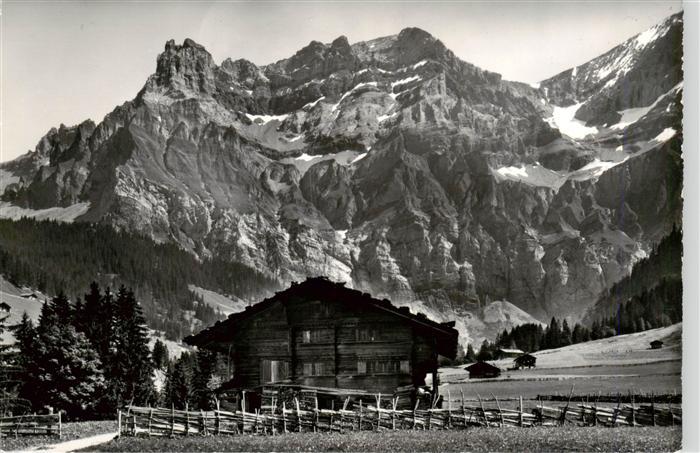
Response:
[152, 339, 170, 370]
[465, 344, 476, 363]
[26, 295, 105, 416]
[10, 312, 36, 413]
[561, 319, 572, 346]
[476, 340, 493, 361]
[105, 286, 155, 410]
[166, 354, 195, 410]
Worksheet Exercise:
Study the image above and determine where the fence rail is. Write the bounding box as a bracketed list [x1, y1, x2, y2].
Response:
[0, 413, 61, 438]
[118, 392, 681, 437]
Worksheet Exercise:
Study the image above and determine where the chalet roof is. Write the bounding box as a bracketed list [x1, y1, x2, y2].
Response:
[185, 277, 459, 357]
[650, 340, 664, 345]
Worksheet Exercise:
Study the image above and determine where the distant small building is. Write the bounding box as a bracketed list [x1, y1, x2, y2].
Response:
[465, 361, 501, 379]
[650, 340, 664, 349]
[514, 353, 536, 369]
[496, 348, 524, 359]
[0, 302, 9, 313]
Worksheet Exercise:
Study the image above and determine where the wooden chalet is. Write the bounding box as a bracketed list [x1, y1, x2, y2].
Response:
[465, 361, 501, 379]
[185, 277, 459, 408]
[513, 353, 536, 369]
[650, 340, 664, 349]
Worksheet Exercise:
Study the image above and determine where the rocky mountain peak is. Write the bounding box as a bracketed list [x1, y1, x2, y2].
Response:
[153, 38, 217, 95]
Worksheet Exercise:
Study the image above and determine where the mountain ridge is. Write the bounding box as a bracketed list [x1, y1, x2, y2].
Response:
[0, 13, 683, 345]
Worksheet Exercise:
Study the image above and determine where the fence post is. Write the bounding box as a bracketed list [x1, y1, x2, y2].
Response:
[519, 396, 524, 427]
[593, 396, 598, 426]
[314, 396, 319, 432]
[117, 410, 122, 438]
[669, 401, 674, 427]
[477, 394, 489, 428]
[148, 407, 153, 436]
[631, 394, 636, 426]
[215, 399, 221, 435]
[612, 393, 621, 426]
[282, 402, 287, 433]
[446, 390, 452, 429]
[241, 391, 247, 434]
[58, 412, 61, 439]
[651, 393, 656, 427]
[185, 403, 190, 436]
[359, 399, 363, 431]
[376, 393, 381, 431]
[492, 394, 504, 427]
[295, 397, 302, 433]
[459, 390, 466, 427]
[412, 399, 418, 430]
[171, 404, 175, 437]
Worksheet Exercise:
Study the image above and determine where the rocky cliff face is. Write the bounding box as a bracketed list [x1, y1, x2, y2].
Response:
[0, 13, 683, 344]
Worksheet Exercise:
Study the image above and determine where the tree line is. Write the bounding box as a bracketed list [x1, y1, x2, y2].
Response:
[0, 282, 228, 419]
[0, 217, 280, 340]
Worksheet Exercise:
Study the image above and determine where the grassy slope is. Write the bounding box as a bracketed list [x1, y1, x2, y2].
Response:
[80, 427, 681, 452]
[0, 276, 44, 343]
[438, 324, 682, 400]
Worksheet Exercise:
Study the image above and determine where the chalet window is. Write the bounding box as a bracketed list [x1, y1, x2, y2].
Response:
[260, 359, 288, 384]
[355, 327, 378, 342]
[356, 359, 410, 375]
[300, 328, 330, 343]
[302, 361, 330, 376]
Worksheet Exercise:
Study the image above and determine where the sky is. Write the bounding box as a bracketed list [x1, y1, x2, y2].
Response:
[0, 1, 682, 162]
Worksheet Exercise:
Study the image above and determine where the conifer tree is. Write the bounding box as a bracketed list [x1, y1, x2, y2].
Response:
[105, 286, 155, 409]
[152, 339, 170, 370]
[28, 295, 105, 416]
[465, 343, 476, 363]
[561, 319, 572, 346]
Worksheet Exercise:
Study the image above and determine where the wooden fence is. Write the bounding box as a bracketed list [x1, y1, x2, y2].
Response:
[118, 392, 681, 437]
[0, 413, 61, 438]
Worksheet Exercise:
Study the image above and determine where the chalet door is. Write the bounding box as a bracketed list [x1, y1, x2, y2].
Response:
[261, 359, 288, 384]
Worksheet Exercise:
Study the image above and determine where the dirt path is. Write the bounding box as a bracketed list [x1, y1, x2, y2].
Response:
[27, 432, 117, 453]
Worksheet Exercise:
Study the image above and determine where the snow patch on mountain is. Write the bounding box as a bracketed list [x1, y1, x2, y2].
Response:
[303, 96, 325, 109]
[281, 150, 366, 175]
[653, 127, 677, 143]
[0, 202, 90, 223]
[608, 83, 682, 130]
[245, 113, 289, 124]
[391, 75, 421, 88]
[494, 164, 566, 189]
[331, 82, 378, 111]
[546, 103, 598, 139]
[568, 158, 626, 181]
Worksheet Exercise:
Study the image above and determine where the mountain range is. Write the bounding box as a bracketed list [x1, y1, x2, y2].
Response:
[0, 13, 683, 345]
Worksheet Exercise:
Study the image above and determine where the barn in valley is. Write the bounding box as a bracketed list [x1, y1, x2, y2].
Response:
[465, 361, 501, 379]
[185, 277, 459, 408]
[513, 353, 536, 369]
